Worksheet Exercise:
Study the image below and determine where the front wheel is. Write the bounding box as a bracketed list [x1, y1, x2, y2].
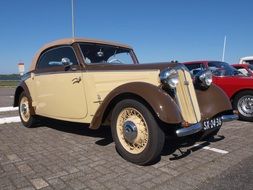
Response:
[19, 91, 36, 128]
[233, 91, 253, 122]
[111, 99, 165, 165]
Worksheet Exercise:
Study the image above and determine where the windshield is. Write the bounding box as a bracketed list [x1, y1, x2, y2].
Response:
[79, 43, 135, 65]
[208, 61, 241, 77]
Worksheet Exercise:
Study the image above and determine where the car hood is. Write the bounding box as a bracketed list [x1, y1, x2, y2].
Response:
[85, 62, 185, 71]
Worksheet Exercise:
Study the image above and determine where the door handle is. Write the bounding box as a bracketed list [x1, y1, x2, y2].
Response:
[72, 76, 81, 84]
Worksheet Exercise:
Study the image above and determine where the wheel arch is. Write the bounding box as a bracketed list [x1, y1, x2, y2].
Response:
[101, 92, 159, 126]
[13, 81, 35, 115]
[89, 82, 183, 129]
[13, 86, 24, 107]
[230, 89, 253, 104]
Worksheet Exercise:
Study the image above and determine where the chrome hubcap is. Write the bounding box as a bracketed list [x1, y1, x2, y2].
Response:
[21, 104, 28, 115]
[20, 96, 30, 122]
[238, 95, 253, 117]
[123, 120, 138, 144]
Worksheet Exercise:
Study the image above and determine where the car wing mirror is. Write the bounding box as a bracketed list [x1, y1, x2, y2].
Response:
[61, 57, 73, 66]
[61, 57, 76, 71]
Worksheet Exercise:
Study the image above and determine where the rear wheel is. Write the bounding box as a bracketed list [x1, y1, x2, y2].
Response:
[111, 99, 165, 165]
[233, 91, 253, 122]
[19, 91, 36, 127]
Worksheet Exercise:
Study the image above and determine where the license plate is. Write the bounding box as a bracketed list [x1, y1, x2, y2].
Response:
[203, 117, 222, 131]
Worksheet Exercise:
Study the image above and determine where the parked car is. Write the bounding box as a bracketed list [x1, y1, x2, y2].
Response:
[14, 39, 237, 165]
[239, 56, 253, 65]
[184, 61, 253, 122]
[232, 64, 253, 77]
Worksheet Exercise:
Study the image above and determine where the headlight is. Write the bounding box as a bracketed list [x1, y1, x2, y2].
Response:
[159, 68, 179, 89]
[195, 70, 212, 89]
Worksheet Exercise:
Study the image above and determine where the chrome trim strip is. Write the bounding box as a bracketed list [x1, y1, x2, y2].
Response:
[176, 123, 202, 137]
[221, 114, 238, 122]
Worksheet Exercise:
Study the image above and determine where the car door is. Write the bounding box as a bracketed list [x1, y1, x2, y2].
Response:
[33, 46, 88, 120]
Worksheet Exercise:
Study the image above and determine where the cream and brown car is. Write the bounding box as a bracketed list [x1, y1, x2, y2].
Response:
[14, 38, 238, 165]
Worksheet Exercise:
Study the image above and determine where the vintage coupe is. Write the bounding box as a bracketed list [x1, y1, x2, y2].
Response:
[184, 61, 253, 122]
[14, 39, 237, 165]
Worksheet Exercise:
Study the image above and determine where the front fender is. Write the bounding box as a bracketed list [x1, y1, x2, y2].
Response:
[90, 82, 183, 129]
[196, 84, 232, 120]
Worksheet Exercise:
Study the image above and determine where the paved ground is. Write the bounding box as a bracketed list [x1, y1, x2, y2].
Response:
[0, 87, 15, 107]
[0, 87, 252, 190]
[197, 155, 253, 190]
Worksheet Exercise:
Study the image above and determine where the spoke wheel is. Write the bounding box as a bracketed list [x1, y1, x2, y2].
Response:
[20, 96, 30, 123]
[111, 99, 165, 165]
[18, 91, 36, 128]
[116, 108, 149, 154]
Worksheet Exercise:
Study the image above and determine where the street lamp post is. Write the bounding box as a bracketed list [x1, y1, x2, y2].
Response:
[71, 0, 75, 38]
[222, 35, 226, 62]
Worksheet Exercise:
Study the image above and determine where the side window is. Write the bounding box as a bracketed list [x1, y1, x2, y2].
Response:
[37, 46, 78, 70]
[185, 63, 203, 75]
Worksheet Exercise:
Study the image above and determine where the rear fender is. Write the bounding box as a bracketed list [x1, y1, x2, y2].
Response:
[13, 81, 35, 115]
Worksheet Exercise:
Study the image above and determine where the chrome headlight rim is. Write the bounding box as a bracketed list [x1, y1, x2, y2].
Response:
[159, 68, 179, 89]
[195, 70, 213, 89]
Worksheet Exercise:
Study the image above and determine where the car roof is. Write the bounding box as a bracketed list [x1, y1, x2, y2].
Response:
[240, 56, 253, 60]
[29, 38, 132, 71]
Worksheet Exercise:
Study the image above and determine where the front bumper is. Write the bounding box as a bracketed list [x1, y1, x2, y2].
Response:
[221, 114, 239, 122]
[175, 114, 238, 137]
[176, 123, 202, 137]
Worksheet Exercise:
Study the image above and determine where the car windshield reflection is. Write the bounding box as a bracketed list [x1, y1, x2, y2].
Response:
[208, 61, 243, 77]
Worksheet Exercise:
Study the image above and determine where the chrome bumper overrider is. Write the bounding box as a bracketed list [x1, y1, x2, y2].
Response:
[176, 123, 202, 137]
[221, 114, 239, 122]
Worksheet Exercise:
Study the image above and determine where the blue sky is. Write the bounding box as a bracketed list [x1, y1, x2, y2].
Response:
[0, 0, 252, 74]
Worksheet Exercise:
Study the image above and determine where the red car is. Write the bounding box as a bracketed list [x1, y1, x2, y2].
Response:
[184, 61, 253, 121]
[232, 64, 253, 77]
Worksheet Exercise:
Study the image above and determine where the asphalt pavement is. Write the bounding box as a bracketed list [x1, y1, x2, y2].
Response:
[0, 87, 15, 107]
[197, 155, 253, 190]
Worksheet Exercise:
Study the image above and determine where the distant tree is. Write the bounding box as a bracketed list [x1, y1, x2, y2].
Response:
[0, 74, 21, 80]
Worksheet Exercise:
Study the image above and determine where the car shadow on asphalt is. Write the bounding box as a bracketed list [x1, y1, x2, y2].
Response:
[37, 117, 114, 146]
[161, 135, 225, 160]
[36, 117, 226, 164]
